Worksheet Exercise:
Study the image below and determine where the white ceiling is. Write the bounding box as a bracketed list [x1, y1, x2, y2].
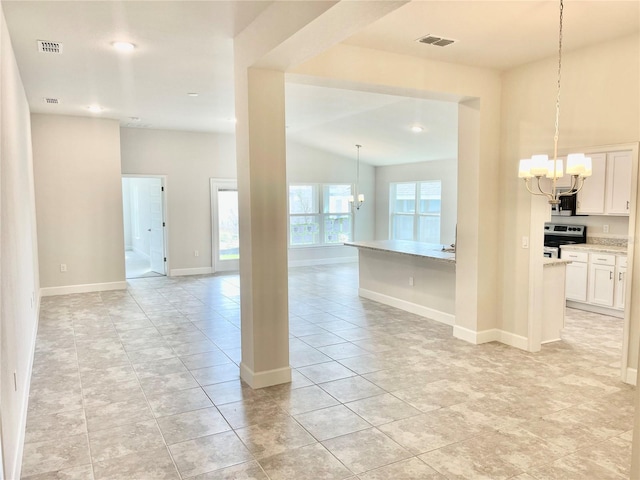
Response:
[2, 1, 639, 165]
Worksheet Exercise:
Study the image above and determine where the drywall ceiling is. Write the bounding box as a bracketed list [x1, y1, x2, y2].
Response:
[2, 1, 638, 165]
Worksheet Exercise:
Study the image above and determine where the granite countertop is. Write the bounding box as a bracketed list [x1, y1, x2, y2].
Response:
[560, 244, 627, 255]
[543, 258, 572, 267]
[344, 240, 456, 264]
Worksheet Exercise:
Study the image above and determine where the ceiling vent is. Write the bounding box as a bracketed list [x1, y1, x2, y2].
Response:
[43, 97, 60, 104]
[37, 40, 63, 54]
[417, 35, 456, 47]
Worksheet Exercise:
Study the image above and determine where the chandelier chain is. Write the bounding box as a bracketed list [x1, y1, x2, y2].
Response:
[553, 0, 563, 161]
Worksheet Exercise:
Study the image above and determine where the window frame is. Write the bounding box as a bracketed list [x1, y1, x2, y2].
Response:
[288, 183, 354, 248]
[389, 181, 442, 243]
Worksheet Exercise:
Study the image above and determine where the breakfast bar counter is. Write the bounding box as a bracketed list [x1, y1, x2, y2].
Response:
[344, 240, 456, 325]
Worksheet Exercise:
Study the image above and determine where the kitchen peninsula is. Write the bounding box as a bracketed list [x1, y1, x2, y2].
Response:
[344, 240, 456, 325]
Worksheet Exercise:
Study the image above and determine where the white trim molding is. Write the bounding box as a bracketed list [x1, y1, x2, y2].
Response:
[239, 363, 292, 389]
[625, 367, 637, 386]
[453, 325, 529, 350]
[170, 267, 213, 277]
[40, 281, 127, 297]
[358, 288, 455, 326]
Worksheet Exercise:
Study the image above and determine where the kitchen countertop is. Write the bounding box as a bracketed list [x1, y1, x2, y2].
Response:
[560, 244, 627, 255]
[543, 258, 572, 267]
[344, 240, 456, 264]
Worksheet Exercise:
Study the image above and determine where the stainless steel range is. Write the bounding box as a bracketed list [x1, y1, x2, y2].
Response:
[543, 223, 587, 258]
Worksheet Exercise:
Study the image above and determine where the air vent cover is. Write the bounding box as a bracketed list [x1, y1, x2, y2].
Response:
[43, 97, 60, 104]
[417, 35, 456, 47]
[37, 40, 63, 54]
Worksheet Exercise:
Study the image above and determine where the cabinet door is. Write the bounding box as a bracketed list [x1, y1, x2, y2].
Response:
[565, 262, 588, 302]
[588, 263, 615, 307]
[615, 266, 627, 310]
[606, 151, 632, 215]
[577, 153, 606, 214]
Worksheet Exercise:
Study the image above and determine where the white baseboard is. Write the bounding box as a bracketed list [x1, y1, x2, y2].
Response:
[453, 325, 528, 350]
[288, 256, 358, 268]
[169, 267, 213, 277]
[239, 363, 292, 389]
[566, 300, 624, 319]
[40, 281, 127, 297]
[12, 290, 41, 480]
[624, 367, 637, 386]
[358, 288, 455, 326]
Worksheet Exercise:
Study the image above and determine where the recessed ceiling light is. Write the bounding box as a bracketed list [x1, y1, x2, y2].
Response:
[112, 41, 135, 52]
[87, 105, 104, 113]
[411, 125, 424, 133]
[187, 92, 199, 97]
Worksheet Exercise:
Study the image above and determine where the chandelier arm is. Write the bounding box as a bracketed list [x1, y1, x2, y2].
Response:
[524, 178, 552, 198]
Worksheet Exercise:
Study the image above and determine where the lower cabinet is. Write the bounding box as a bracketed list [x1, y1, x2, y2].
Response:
[562, 249, 626, 312]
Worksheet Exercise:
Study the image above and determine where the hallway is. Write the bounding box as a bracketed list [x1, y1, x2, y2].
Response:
[21, 264, 634, 479]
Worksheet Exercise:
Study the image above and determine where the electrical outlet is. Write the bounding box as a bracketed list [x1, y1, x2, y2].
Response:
[603, 225, 609, 233]
[60, 263, 67, 272]
[409, 276, 414, 286]
[522, 236, 529, 249]
[194, 250, 199, 257]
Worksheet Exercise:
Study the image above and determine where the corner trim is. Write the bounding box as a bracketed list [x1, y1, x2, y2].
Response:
[624, 367, 637, 386]
[358, 288, 455, 326]
[288, 256, 358, 268]
[170, 267, 213, 277]
[239, 363, 292, 389]
[40, 281, 127, 297]
[453, 326, 528, 350]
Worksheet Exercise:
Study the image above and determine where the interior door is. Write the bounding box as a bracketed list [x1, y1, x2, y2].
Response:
[211, 179, 239, 272]
[149, 178, 166, 274]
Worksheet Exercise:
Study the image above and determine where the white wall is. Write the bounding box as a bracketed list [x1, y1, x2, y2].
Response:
[32, 114, 125, 293]
[120, 128, 236, 274]
[286, 140, 374, 266]
[375, 159, 457, 245]
[0, 7, 40, 479]
[500, 33, 640, 365]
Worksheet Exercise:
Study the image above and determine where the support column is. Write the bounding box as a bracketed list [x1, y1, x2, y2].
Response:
[235, 67, 291, 389]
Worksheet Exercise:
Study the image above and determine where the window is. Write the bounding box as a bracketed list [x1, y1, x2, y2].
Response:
[289, 183, 352, 246]
[390, 181, 441, 243]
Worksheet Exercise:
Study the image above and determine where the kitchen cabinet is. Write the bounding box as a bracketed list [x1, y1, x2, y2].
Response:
[576, 153, 606, 214]
[563, 251, 588, 302]
[615, 256, 627, 310]
[562, 247, 626, 316]
[605, 151, 632, 215]
[588, 263, 615, 306]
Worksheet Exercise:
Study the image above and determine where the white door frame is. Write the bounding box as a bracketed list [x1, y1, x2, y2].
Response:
[122, 174, 169, 275]
[210, 178, 239, 273]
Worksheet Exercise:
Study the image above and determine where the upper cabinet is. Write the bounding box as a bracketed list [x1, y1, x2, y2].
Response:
[605, 151, 632, 215]
[577, 150, 632, 216]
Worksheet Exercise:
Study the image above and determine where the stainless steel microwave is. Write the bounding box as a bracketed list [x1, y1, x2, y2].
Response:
[551, 190, 578, 216]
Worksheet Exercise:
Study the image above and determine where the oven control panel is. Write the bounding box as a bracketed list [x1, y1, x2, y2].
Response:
[544, 224, 586, 236]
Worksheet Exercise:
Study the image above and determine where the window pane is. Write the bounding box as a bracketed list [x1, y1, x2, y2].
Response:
[217, 189, 239, 260]
[419, 181, 442, 214]
[324, 214, 352, 243]
[392, 215, 414, 241]
[289, 185, 318, 214]
[418, 215, 441, 243]
[290, 216, 320, 245]
[392, 183, 416, 213]
[323, 184, 352, 213]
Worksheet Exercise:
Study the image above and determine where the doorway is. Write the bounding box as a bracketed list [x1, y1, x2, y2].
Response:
[122, 175, 167, 278]
[211, 179, 239, 272]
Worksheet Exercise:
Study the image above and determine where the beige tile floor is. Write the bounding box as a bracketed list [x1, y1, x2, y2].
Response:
[21, 264, 635, 479]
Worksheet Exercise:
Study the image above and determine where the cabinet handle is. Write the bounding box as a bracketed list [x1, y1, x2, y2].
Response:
[610, 271, 613, 280]
[619, 272, 622, 281]
[597, 258, 608, 262]
[627, 201, 630, 210]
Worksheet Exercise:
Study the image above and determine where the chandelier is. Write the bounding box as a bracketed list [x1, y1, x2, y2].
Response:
[517, 0, 592, 205]
[349, 144, 365, 210]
